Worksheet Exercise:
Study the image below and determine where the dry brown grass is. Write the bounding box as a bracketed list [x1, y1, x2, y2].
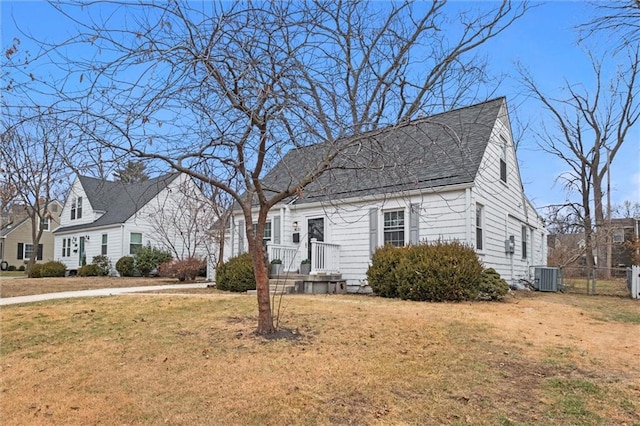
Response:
[1, 291, 639, 425]
[0, 276, 198, 298]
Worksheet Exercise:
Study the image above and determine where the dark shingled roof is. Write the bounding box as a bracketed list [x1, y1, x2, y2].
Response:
[260, 97, 505, 204]
[54, 173, 180, 233]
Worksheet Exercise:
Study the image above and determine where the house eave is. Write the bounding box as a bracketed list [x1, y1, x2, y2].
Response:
[233, 181, 475, 215]
[54, 222, 125, 234]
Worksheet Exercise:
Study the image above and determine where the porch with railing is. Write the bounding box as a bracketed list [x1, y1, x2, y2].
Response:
[266, 243, 298, 272]
[310, 238, 340, 274]
[266, 239, 341, 275]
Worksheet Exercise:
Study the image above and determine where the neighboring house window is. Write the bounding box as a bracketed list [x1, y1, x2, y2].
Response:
[521, 226, 528, 259]
[613, 230, 625, 243]
[130, 233, 143, 254]
[24, 244, 34, 260]
[40, 216, 50, 231]
[383, 210, 405, 247]
[62, 238, 71, 257]
[101, 234, 108, 255]
[476, 204, 484, 251]
[17, 243, 43, 261]
[76, 197, 83, 219]
[70, 197, 83, 220]
[500, 136, 507, 183]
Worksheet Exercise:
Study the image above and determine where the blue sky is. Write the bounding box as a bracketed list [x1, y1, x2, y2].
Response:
[2, 1, 639, 212]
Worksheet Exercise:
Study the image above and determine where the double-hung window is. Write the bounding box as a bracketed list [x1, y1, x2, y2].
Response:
[130, 233, 142, 254]
[18, 243, 42, 260]
[383, 210, 405, 247]
[70, 197, 83, 220]
[101, 234, 108, 255]
[251, 222, 272, 242]
[62, 238, 71, 257]
[521, 226, 528, 259]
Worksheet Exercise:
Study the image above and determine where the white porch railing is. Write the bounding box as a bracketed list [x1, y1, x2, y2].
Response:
[310, 239, 340, 274]
[267, 243, 298, 272]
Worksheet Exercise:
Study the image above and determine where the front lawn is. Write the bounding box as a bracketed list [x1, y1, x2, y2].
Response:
[1, 292, 638, 425]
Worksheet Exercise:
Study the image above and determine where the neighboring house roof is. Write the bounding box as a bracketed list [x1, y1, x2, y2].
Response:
[260, 97, 504, 205]
[0, 217, 29, 238]
[55, 173, 180, 233]
[1, 200, 62, 237]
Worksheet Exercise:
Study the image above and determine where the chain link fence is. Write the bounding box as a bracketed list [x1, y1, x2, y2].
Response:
[560, 266, 631, 296]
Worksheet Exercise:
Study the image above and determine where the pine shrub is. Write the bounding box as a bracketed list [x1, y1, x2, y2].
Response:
[78, 264, 101, 277]
[367, 244, 403, 298]
[367, 241, 483, 302]
[216, 253, 255, 292]
[28, 263, 43, 278]
[134, 246, 172, 277]
[91, 255, 111, 276]
[116, 256, 135, 277]
[477, 268, 509, 301]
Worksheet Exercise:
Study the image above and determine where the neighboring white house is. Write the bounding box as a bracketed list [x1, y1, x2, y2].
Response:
[54, 172, 212, 274]
[217, 97, 547, 291]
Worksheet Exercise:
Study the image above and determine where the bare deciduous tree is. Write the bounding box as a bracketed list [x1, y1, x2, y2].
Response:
[0, 109, 71, 271]
[4, 0, 530, 333]
[147, 178, 214, 262]
[580, 0, 640, 51]
[521, 47, 640, 279]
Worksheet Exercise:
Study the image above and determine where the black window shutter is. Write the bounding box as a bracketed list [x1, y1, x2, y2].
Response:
[17, 243, 24, 260]
[37, 244, 43, 260]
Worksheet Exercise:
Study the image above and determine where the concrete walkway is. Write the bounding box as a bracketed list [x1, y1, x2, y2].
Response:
[0, 283, 208, 306]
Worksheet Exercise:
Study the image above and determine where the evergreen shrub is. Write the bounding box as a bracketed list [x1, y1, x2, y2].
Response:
[134, 246, 172, 277]
[78, 264, 101, 277]
[216, 253, 255, 292]
[367, 241, 483, 302]
[116, 256, 135, 277]
[478, 268, 509, 300]
[28, 261, 66, 278]
[91, 255, 111, 276]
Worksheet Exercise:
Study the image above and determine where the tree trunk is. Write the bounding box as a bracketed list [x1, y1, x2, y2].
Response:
[244, 210, 275, 334]
[252, 245, 275, 334]
[592, 173, 610, 278]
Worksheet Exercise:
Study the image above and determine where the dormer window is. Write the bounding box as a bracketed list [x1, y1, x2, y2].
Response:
[70, 197, 83, 220]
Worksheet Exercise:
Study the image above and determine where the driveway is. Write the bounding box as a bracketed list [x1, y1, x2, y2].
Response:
[0, 283, 208, 306]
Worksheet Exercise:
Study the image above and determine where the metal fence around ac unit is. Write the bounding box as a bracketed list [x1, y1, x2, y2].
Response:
[558, 265, 635, 297]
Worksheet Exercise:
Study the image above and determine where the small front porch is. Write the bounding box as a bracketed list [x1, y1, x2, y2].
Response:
[267, 238, 341, 276]
[266, 239, 345, 294]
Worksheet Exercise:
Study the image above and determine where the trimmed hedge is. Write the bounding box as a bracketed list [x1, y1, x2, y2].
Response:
[216, 253, 256, 292]
[28, 261, 66, 278]
[367, 241, 483, 302]
[78, 264, 102, 277]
